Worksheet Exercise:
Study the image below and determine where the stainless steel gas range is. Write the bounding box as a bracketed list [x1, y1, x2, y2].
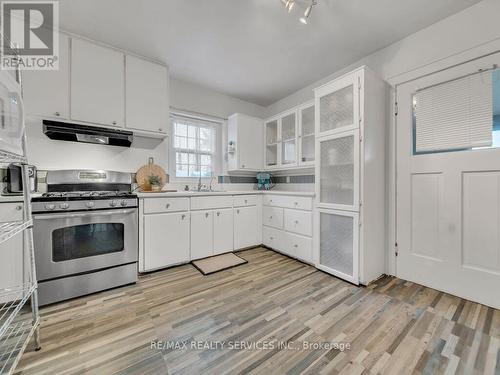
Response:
[31, 170, 138, 305]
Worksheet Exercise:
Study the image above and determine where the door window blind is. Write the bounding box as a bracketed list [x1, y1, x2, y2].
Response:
[414, 71, 493, 153]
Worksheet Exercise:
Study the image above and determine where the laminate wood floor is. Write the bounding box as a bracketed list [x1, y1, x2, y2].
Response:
[16, 247, 500, 375]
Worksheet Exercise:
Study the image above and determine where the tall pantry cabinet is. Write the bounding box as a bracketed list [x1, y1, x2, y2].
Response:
[314, 66, 387, 285]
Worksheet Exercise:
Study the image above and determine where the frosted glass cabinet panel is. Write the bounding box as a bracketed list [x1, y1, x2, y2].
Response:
[265, 120, 278, 166]
[317, 209, 359, 284]
[316, 73, 359, 137]
[300, 104, 315, 164]
[317, 130, 359, 210]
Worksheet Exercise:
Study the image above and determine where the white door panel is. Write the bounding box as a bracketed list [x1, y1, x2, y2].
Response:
[213, 208, 233, 255]
[396, 53, 500, 308]
[190, 210, 213, 260]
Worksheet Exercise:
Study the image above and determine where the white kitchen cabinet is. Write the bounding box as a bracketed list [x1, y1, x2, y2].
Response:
[227, 113, 263, 172]
[23, 33, 70, 120]
[213, 208, 234, 255]
[264, 110, 297, 169]
[317, 129, 360, 211]
[143, 211, 190, 270]
[314, 66, 387, 285]
[234, 206, 259, 249]
[298, 102, 315, 165]
[125, 55, 169, 135]
[265, 119, 278, 167]
[191, 210, 214, 260]
[70, 38, 125, 127]
[281, 111, 297, 165]
[261, 193, 314, 264]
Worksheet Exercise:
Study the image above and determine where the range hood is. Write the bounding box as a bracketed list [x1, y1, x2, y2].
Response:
[43, 120, 133, 147]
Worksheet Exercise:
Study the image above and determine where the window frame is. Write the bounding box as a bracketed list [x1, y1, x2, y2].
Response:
[169, 112, 222, 182]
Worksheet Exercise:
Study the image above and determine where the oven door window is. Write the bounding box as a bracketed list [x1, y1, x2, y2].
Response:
[52, 223, 125, 262]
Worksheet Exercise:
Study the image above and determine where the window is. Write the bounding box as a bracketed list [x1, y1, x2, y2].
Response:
[413, 69, 500, 154]
[172, 114, 219, 178]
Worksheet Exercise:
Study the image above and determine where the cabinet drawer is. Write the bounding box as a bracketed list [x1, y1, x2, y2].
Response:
[262, 226, 285, 250]
[0, 202, 23, 222]
[191, 196, 233, 210]
[143, 198, 189, 214]
[263, 195, 313, 210]
[284, 209, 312, 237]
[233, 195, 258, 207]
[262, 206, 283, 229]
[286, 233, 312, 263]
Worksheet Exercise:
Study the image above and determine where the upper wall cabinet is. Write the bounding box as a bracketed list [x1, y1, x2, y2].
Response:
[298, 101, 315, 166]
[125, 55, 169, 135]
[264, 102, 315, 170]
[70, 38, 125, 127]
[227, 113, 263, 172]
[23, 34, 70, 120]
[315, 73, 359, 138]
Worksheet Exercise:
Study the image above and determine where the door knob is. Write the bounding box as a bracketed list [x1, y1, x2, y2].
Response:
[205, 212, 209, 218]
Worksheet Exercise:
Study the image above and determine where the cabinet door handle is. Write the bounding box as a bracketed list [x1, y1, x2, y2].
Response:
[217, 212, 220, 216]
[294, 244, 298, 248]
[244, 199, 248, 204]
[269, 216, 273, 219]
[236, 209, 240, 214]
[241, 164, 245, 168]
[112, 121, 117, 125]
[166, 203, 170, 208]
[54, 111, 60, 117]
[270, 237, 273, 240]
[16, 205, 22, 211]
[205, 212, 209, 218]
[159, 128, 163, 132]
[294, 202, 298, 206]
[294, 220, 299, 224]
[181, 214, 186, 220]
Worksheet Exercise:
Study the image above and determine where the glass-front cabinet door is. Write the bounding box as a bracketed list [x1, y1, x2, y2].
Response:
[316, 208, 359, 285]
[281, 111, 296, 165]
[265, 119, 278, 167]
[315, 72, 359, 138]
[316, 129, 359, 211]
[299, 103, 315, 165]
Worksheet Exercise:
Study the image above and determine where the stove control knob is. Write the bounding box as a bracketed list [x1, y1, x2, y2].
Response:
[59, 203, 70, 210]
[120, 200, 127, 207]
[109, 200, 118, 207]
[45, 203, 56, 211]
[85, 202, 95, 208]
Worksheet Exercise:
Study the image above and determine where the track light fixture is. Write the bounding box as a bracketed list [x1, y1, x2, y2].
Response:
[299, 0, 317, 24]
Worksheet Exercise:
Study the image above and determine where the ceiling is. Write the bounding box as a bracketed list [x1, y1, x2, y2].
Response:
[58, 0, 482, 106]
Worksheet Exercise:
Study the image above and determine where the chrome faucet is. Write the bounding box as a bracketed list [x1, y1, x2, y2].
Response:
[197, 175, 202, 192]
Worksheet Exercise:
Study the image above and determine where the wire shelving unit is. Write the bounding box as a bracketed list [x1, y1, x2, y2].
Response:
[0, 57, 41, 375]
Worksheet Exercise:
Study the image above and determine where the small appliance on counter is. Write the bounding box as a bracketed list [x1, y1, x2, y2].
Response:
[4, 163, 37, 194]
[257, 172, 273, 190]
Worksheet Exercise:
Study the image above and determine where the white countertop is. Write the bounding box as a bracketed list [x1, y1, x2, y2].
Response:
[137, 190, 315, 198]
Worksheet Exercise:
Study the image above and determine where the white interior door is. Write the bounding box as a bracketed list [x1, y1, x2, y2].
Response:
[396, 53, 500, 308]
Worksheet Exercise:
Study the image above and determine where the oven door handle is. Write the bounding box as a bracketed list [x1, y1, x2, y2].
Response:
[33, 208, 137, 220]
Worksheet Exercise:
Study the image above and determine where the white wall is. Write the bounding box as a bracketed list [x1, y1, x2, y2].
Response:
[266, 0, 500, 116]
[170, 78, 266, 119]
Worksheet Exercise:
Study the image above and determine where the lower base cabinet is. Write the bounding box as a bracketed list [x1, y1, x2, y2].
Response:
[234, 206, 259, 249]
[143, 211, 190, 270]
[190, 210, 214, 260]
[214, 208, 234, 255]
